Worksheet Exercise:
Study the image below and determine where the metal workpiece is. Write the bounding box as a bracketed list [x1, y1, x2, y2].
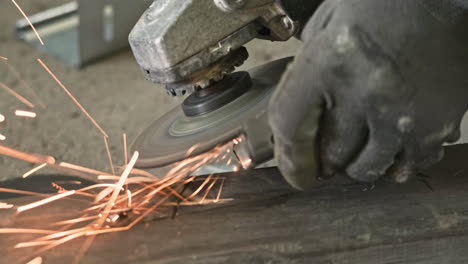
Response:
[233, 115, 275, 169]
[131, 57, 293, 169]
[129, 0, 298, 90]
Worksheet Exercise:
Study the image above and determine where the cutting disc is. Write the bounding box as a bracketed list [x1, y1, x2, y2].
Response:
[132, 57, 292, 168]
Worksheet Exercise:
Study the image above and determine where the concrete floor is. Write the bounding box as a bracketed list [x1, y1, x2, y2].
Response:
[0, 0, 301, 181]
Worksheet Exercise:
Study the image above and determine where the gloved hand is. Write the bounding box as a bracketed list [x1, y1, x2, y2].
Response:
[269, 0, 468, 191]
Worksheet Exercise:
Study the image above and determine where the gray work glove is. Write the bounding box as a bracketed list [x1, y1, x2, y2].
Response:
[269, 0, 468, 191]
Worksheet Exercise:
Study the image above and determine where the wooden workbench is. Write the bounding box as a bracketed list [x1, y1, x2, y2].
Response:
[2, 145, 468, 263]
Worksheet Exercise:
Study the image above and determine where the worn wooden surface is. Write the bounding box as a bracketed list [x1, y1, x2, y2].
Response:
[2, 145, 468, 263]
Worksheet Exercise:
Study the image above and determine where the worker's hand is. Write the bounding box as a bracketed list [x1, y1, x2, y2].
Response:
[269, 0, 468, 190]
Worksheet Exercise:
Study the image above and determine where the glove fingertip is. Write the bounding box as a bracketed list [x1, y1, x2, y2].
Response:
[274, 139, 321, 191]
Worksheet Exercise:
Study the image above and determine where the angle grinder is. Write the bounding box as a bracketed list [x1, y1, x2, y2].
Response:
[128, 0, 318, 169]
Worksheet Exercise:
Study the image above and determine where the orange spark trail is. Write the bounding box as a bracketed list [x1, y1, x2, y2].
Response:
[200, 179, 218, 204]
[26, 256, 42, 264]
[54, 180, 82, 185]
[0, 134, 5, 141]
[215, 179, 225, 202]
[6, 63, 46, 108]
[0, 145, 55, 164]
[0, 228, 54, 234]
[126, 189, 132, 207]
[123, 133, 128, 165]
[23, 163, 47, 178]
[103, 136, 115, 175]
[11, 0, 44, 45]
[53, 216, 99, 226]
[17, 190, 76, 213]
[0, 113, 5, 122]
[0, 202, 14, 209]
[0, 188, 49, 197]
[59, 162, 108, 176]
[0, 56, 7, 60]
[15, 110, 37, 118]
[186, 174, 213, 200]
[37, 59, 108, 138]
[0, 81, 34, 108]
[96, 151, 139, 227]
[186, 144, 200, 157]
[0, 140, 234, 260]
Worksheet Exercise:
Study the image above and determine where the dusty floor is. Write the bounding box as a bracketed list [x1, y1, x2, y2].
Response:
[0, 0, 301, 181]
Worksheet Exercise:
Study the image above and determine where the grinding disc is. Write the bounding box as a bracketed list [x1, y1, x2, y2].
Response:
[132, 57, 293, 168]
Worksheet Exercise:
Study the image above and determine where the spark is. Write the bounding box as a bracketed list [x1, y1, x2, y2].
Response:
[200, 179, 218, 204]
[129, 168, 158, 179]
[23, 163, 47, 178]
[94, 185, 122, 203]
[53, 216, 99, 226]
[0, 56, 8, 60]
[0, 113, 5, 122]
[0, 228, 54, 234]
[51, 182, 66, 193]
[0, 202, 14, 209]
[163, 199, 232, 206]
[59, 162, 108, 176]
[36, 227, 90, 241]
[11, 0, 44, 45]
[103, 136, 116, 175]
[75, 184, 124, 194]
[215, 179, 225, 203]
[35, 232, 86, 254]
[0, 81, 34, 108]
[15, 110, 37, 118]
[97, 175, 121, 181]
[0, 145, 55, 165]
[123, 133, 128, 165]
[37, 59, 108, 138]
[186, 174, 213, 200]
[95, 151, 138, 227]
[241, 158, 252, 169]
[0, 188, 49, 197]
[6, 63, 46, 108]
[54, 180, 82, 185]
[185, 144, 200, 157]
[26, 257, 42, 264]
[17, 190, 76, 213]
[85, 193, 172, 237]
[0, 134, 5, 141]
[0, 141, 234, 260]
[16, 241, 52, 248]
[126, 189, 132, 208]
[108, 214, 119, 223]
[74, 235, 95, 264]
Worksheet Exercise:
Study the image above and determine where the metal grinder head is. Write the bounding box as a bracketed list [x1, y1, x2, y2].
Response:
[128, 0, 300, 96]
